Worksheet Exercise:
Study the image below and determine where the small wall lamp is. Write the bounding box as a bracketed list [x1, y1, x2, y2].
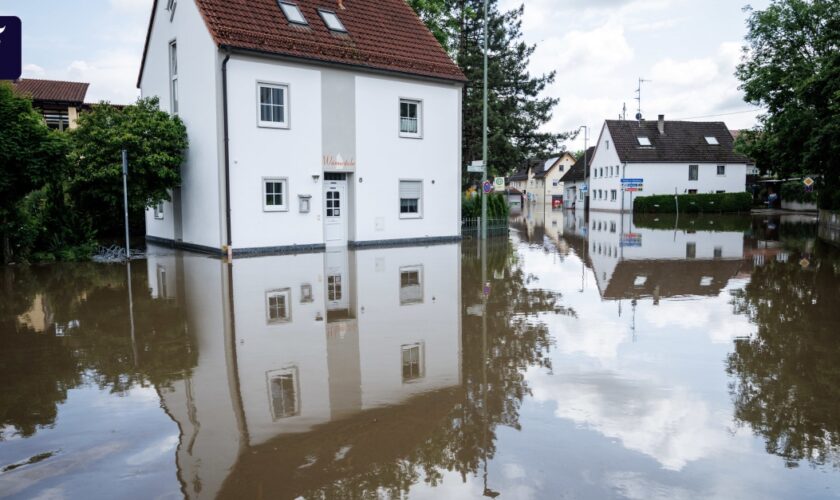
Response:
[312, 174, 320, 183]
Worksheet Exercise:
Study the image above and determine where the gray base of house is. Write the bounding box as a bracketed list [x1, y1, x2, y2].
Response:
[145, 234, 462, 258]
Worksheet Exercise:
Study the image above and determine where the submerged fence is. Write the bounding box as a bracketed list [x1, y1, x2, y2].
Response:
[461, 217, 509, 238]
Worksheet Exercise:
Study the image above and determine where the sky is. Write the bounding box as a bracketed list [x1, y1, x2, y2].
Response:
[2, 0, 771, 151]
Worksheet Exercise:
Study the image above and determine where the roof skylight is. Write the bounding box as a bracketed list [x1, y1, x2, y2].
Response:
[705, 136, 719, 145]
[637, 136, 651, 146]
[279, 2, 308, 25]
[318, 9, 347, 32]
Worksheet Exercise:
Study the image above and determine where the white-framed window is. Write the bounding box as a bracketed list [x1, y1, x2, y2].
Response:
[637, 136, 651, 146]
[263, 178, 288, 211]
[257, 82, 289, 128]
[279, 2, 307, 25]
[327, 274, 342, 302]
[717, 165, 726, 176]
[166, 0, 177, 20]
[689, 164, 699, 181]
[266, 288, 292, 324]
[399, 180, 422, 218]
[705, 136, 719, 145]
[401, 343, 425, 382]
[154, 201, 164, 220]
[399, 99, 422, 138]
[267, 367, 299, 419]
[169, 40, 178, 114]
[611, 189, 617, 201]
[399, 265, 423, 305]
[318, 9, 347, 32]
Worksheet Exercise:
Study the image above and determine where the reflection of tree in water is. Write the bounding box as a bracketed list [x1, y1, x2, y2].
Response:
[728, 240, 840, 467]
[277, 240, 568, 498]
[0, 262, 196, 440]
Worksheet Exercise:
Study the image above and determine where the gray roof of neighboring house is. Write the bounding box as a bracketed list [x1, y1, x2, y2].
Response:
[605, 120, 751, 164]
[563, 146, 596, 183]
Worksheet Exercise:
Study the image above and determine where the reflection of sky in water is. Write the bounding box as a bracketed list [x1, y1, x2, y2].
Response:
[0, 385, 180, 499]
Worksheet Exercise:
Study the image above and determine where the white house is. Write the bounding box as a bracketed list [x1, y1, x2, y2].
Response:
[508, 152, 576, 205]
[563, 146, 594, 210]
[138, 0, 465, 256]
[589, 116, 751, 212]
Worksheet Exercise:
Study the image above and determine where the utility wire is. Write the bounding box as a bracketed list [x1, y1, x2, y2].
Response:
[674, 108, 763, 120]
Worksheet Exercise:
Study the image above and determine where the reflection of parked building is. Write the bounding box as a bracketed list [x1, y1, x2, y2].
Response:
[589, 116, 751, 212]
[139, 0, 465, 255]
[147, 243, 461, 499]
[586, 212, 746, 300]
[11, 78, 89, 131]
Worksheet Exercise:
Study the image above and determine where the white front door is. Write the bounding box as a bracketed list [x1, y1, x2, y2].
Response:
[324, 180, 347, 247]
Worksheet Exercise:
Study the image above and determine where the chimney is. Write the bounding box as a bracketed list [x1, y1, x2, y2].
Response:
[657, 114, 665, 135]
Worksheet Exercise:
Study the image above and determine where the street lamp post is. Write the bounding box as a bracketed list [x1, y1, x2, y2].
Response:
[480, 0, 489, 240]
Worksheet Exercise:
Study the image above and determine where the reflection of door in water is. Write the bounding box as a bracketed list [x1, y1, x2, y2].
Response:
[324, 179, 347, 246]
[325, 248, 349, 312]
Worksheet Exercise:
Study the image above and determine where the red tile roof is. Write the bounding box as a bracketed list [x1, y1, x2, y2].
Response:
[12, 78, 89, 105]
[139, 0, 465, 86]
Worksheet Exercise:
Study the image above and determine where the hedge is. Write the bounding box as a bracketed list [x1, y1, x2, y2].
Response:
[634, 192, 752, 214]
[462, 192, 509, 219]
[633, 213, 752, 232]
[780, 180, 817, 204]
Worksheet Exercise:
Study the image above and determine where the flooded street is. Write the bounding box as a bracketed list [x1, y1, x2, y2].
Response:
[2, 208, 840, 499]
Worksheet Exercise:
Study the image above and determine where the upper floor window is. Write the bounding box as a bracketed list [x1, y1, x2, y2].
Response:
[318, 9, 347, 32]
[401, 343, 424, 382]
[166, 0, 177, 20]
[689, 164, 699, 181]
[258, 83, 289, 128]
[399, 99, 422, 138]
[169, 41, 178, 114]
[400, 266, 424, 305]
[268, 367, 299, 419]
[266, 288, 292, 323]
[154, 201, 164, 220]
[279, 2, 308, 25]
[263, 178, 288, 211]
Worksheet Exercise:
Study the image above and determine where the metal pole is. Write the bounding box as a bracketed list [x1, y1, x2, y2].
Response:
[122, 149, 130, 260]
[480, 0, 489, 240]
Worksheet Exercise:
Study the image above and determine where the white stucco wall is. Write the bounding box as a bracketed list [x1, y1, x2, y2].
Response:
[589, 123, 748, 212]
[354, 75, 461, 242]
[140, 0, 223, 249]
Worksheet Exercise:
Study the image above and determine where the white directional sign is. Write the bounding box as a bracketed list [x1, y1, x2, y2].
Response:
[467, 160, 485, 173]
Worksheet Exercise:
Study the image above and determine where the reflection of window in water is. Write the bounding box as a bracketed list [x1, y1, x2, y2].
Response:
[686, 242, 697, 259]
[610, 221, 616, 233]
[399, 266, 423, 305]
[634, 275, 648, 287]
[327, 275, 342, 301]
[300, 283, 313, 303]
[714, 246, 723, 259]
[268, 367, 299, 419]
[401, 343, 424, 382]
[700, 276, 714, 286]
[266, 289, 291, 323]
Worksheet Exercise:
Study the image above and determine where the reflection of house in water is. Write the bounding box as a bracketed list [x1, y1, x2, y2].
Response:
[511, 204, 570, 254]
[586, 212, 746, 301]
[146, 244, 461, 499]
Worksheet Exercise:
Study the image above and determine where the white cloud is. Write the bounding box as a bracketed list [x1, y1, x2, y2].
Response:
[23, 63, 45, 77]
[63, 50, 141, 104]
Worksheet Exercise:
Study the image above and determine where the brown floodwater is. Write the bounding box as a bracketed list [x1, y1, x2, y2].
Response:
[2, 208, 840, 499]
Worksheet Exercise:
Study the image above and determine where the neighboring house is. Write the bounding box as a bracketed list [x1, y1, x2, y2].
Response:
[138, 0, 466, 255]
[11, 78, 89, 130]
[563, 146, 595, 209]
[508, 165, 530, 195]
[533, 152, 576, 206]
[589, 116, 751, 212]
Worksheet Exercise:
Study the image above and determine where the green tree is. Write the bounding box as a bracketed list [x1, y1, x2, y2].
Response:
[0, 82, 71, 263]
[69, 97, 188, 236]
[408, 1, 566, 182]
[736, 0, 840, 209]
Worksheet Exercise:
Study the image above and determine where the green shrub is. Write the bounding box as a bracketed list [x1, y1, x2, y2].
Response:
[780, 180, 817, 204]
[462, 193, 509, 219]
[634, 192, 752, 214]
[633, 213, 752, 232]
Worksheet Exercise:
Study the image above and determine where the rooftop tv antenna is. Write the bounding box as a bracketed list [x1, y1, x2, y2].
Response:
[635, 78, 651, 122]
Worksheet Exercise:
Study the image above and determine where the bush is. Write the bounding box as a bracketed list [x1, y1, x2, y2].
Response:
[780, 181, 817, 204]
[633, 213, 753, 232]
[634, 192, 753, 214]
[462, 193, 509, 219]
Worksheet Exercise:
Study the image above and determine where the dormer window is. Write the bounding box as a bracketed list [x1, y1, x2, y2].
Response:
[279, 2, 308, 25]
[705, 136, 719, 145]
[637, 136, 651, 146]
[318, 9, 347, 32]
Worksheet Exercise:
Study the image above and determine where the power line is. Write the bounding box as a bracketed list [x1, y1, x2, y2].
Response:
[674, 108, 763, 120]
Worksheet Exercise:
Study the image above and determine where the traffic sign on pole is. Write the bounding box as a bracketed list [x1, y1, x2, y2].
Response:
[482, 180, 493, 194]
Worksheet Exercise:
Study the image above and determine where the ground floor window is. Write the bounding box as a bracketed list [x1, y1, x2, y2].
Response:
[266, 288, 291, 323]
[399, 180, 422, 218]
[263, 178, 288, 211]
[154, 201, 164, 219]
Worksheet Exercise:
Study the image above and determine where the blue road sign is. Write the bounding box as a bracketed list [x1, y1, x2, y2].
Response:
[0, 17, 22, 80]
[482, 180, 493, 194]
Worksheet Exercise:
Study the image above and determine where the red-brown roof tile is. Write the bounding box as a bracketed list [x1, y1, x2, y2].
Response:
[140, 0, 465, 86]
[12, 78, 89, 105]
